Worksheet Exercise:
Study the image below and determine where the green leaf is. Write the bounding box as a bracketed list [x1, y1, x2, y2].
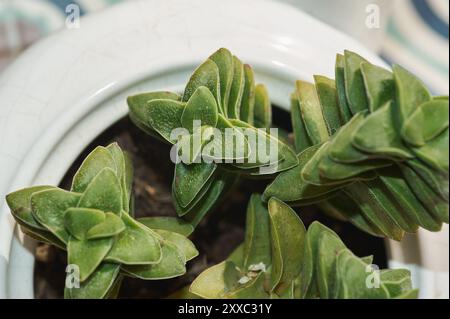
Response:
[183, 59, 221, 105]
[317, 231, 346, 298]
[138, 216, 194, 236]
[405, 158, 448, 201]
[67, 236, 113, 282]
[393, 64, 431, 123]
[319, 195, 384, 237]
[105, 213, 161, 265]
[172, 162, 216, 208]
[182, 172, 237, 227]
[337, 250, 390, 298]
[64, 207, 105, 240]
[253, 84, 271, 129]
[86, 212, 126, 239]
[328, 112, 378, 163]
[352, 101, 413, 159]
[380, 269, 413, 298]
[145, 99, 185, 143]
[318, 152, 391, 181]
[302, 142, 376, 186]
[268, 198, 306, 295]
[380, 167, 441, 230]
[189, 261, 241, 298]
[78, 168, 123, 215]
[410, 129, 449, 173]
[123, 241, 186, 280]
[154, 229, 198, 262]
[264, 145, 341, 203]
[64, 263, 121, 299]
[106, 143, 133, 212]
[314, 75, 343, 135]
[127, 91, 180, 136]
[243, 194, 271, 269]
[363, 178, 419, 233]
[181, 86, 218, 132]
[335, 54, 353, 122]
[71, 146, 116, 193]
[344, 182, 405, 240]
[360, 62, 394, 112]
[400, 163, 448, 225]
[6, 185, 55, 231]
[291, 93, 312, 153]
[209, 48, 233, 113]
[240, 64, 256, 124]
[31, 188, 82, 243]
[227, 56, 245, 119]
[401, 100, 449, 147]
[343, 50, 369, 114]
[296, 81, 329, 144]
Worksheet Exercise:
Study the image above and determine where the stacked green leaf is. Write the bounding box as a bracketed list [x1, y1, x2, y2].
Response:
[264, 50, 449, 240]
[128, 48, 298, 226]
[189, 196, 416, 299]
[6, 143, 198, 299]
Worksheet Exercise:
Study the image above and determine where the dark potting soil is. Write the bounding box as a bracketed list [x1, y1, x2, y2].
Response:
[34, 112, 387, 299]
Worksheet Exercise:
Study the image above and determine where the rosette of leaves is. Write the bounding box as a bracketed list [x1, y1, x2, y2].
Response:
[264, 50, 449, 240]
[189, 195, 416, 299]
[128, 48, 298, 226]
[6, 143, 198, 299]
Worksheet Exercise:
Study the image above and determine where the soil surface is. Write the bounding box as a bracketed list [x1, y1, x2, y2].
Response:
[34, 111, 387, 299]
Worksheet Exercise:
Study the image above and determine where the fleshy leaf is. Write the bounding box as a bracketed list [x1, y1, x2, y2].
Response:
[183, 59, 221, 105]
[268, 198, 306, 294]
[343, 50, 369, 114]
[64, 263, 121, 299]
[401, 100, 449, 147]
[138, 216, 194, 236]
[253, 84, 271, 129]
[78, 168, 123, 215]
[227, 56, 245, 119]
[122, 241, 186, 280]
[71, 146, 116, 193]
[181, 86, 218, 132]
[105, 214, 161, 265]
[243, 194, 271, 269]
[31, 188, 82, 243]
[64, 207, 105, 240]
[190, 261, 240, 299]
[173, 162, 216, 208]
[86, 212, 126, 239]
[67, 236, 113, 282]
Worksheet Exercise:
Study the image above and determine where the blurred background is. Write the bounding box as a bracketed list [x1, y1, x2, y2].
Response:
[0, 0, 448, 94]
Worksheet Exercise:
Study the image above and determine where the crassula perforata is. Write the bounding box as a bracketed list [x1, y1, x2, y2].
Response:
[127, 48, 298, 227]
[264, 51, 449, 240]
[5, 48, 447, 299]
[6, 143, 197, 298]
[189, 196, 417, 299]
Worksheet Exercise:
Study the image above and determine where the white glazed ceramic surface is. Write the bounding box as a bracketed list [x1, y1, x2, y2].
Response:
[0, 0, 447, 299]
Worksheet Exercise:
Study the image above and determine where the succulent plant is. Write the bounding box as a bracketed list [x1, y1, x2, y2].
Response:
[5, 48, 445, 300]
[6, 143, 198, 299]
[128, 48, 298, 226]
[264, 51, 449, 240]
[189, 196, 417, 299]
